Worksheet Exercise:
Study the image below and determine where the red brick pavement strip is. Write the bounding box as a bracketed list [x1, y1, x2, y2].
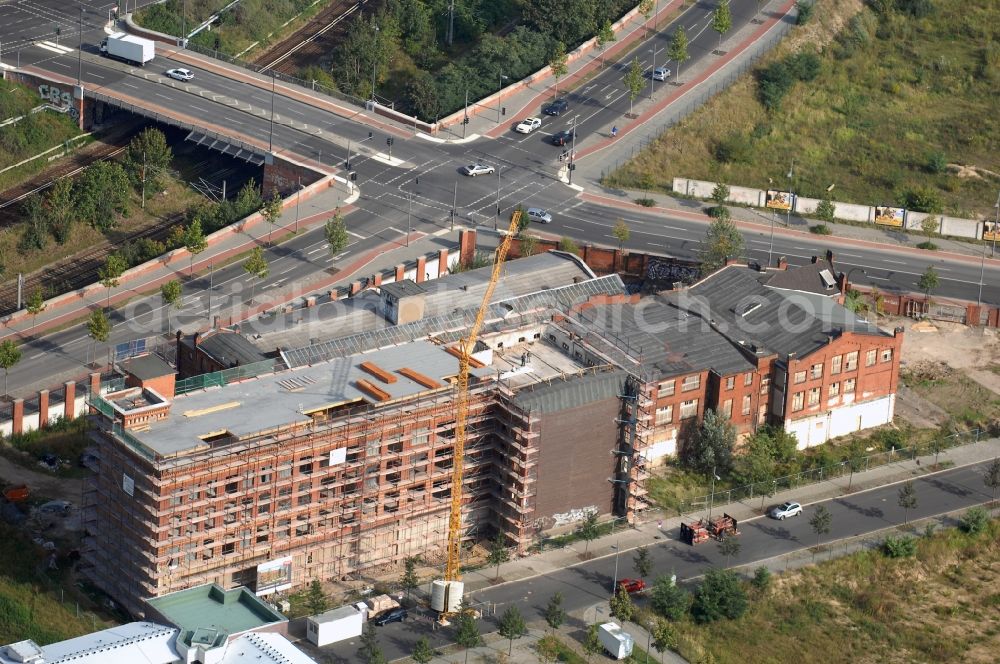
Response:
[580, 190, 998, 269]
[573, 0, 797, 162]
[160, 46, 410, 138]
[483, 0, 685, 140]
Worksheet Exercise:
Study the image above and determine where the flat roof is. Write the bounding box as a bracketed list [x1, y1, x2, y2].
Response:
[0, 622, 180, 664]
[146, 585, 285, 639]
[380, 279, 426, 299]
[120, 353, 174, 380]
[134, 340, 492, 457]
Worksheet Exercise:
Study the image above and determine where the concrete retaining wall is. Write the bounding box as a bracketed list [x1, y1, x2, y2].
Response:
[672, 177, 987, 241]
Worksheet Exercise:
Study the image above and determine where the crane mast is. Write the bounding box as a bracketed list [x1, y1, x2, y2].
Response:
[443, 210, 522, 583]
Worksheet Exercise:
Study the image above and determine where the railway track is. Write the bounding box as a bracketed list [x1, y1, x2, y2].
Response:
[253, 0, 363, 76]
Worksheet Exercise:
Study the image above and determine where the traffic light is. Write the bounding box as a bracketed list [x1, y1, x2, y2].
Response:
[386, 137, 394, 147]
[463, 117, 470, 125]
[502, 107, 506, 116]
[350, 171, 358, 181]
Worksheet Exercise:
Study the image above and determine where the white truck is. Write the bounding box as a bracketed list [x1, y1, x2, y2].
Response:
[100, 33, 155, 66]
[305, 603, 368, 647]
[598, 622, 634, 660]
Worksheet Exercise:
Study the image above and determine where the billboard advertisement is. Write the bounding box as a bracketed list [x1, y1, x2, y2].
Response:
[765, 190, 793, 211]
[256, 556, 293, 596]
[984, 220, 1000, 242]
[874, 206, 905, 227]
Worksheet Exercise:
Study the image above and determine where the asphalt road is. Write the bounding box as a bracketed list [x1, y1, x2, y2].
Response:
[3, 2, 999, 398]
[330, 458, 997, 662]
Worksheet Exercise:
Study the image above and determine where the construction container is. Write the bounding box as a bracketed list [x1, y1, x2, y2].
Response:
[306, 603, 367, 646]
[365, 594, 400, 618]
[598, 622, 634, 659]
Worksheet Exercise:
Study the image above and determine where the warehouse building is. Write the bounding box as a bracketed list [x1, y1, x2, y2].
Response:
[81, 254, 901, 614]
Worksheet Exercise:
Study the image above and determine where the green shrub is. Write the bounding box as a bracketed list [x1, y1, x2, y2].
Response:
[925, 151, 948, 174]
[959, 507, 989, 534]
[916, 240, 938, 250]
[558, 237, 580, 254]
[691, 569, 748, 623]
[752, 567, 772, 591]
[651, 575, 690, 621]
[709, 206, 731, 222]
[715, 133, 754, 163]
[898, 186, 943, 213]
[635, 197, 656, 207]
[815, 198, 836, 222]
[810, 223, 832, 235]
[796, 0, 815, 24]
[882, 534, 917, 558]
[786, 52, 822, 81]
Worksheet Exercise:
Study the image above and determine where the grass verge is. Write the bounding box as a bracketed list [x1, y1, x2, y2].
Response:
[604, 0, 1000, 218]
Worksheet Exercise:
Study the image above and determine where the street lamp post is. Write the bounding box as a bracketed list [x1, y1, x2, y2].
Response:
[267, 72, 276, 152]
[406, 187, 412, 247]
[649, 47, 656, 100]
[497, 72, 508, 123]
[610, 540, 621, 595]
[371, 25, 380, 101]
[451, 181, 458, 231]
[568, 117, 578, 186]
[462, 87, 469, 139]
[707, 466, 721, 520]
[786, 160, 795, 227]
[294, 177, 302, 233]
[77, 6, 84, 86]
[992, 189, 999, 257]
[345, 130, 373, 170]
[495, 165, 501, 231]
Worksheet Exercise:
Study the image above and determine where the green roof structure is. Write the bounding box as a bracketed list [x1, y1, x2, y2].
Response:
[145, 584, 286, 647]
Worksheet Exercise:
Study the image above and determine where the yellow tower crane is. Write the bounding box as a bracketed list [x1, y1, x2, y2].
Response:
[437, 210, 522, 610]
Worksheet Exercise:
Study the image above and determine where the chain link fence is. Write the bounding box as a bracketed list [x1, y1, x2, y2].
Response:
[600, 16, 796, 181]
[673, 428, 987, 516]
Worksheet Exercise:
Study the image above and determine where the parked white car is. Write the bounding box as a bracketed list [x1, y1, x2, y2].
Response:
[166, 68, 194, 81]
[515, 117, 542, 134]
[652, 67, 671, 81]
[526, 207, 552, 224]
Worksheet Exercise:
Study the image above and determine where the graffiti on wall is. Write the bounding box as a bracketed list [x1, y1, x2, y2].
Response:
[551, 506, 598, 527]
[646, 257, 699, 283]
[37, 84, 79, 119]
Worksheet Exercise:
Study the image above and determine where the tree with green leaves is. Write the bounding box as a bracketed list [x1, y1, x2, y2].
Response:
[808, 505, 832, 560]
[0, 339, 21, 399]
[596, 19, 616, 66]
[76, 160, 131, 231]
[609, 584, 634, 622]
[487, 534, 510, 581]
[583, 624, 603, 662]
[917, 266, 939, 303]
[184, 217, 207, 276]
[920, 214, 939, 247]
[359, 624, 386, 664]
[700, 215, 745, 273]
[650, 619, 677, 662]
[691, 569, 748, 623]
[87, 308, 110, 368]
[453, 600, 482, 664]
[718, 536, 741, 566]
[160, 280, 182, 309]
[325, 212, 349, 259]
[650, 574, 688, 620]
[411, 636, 433, 664]
[897, 481, 917, 525]
[549, 41, 569, 97]
[624, 57, 644, 116]
[99, 254, 127, 309]
[712, 1, 732, 51]
[243, 247, 270, 304]
[401, 555, 420, 599]
[668, 26, 690, 80]
[304, 579, 328, 614]
[612, 219, 630, 251]
[124, 127, 172, 195]
[711, 182, 730, 205]
[578, 511, 600, 554]
[261, 191, 284, 245]
[633, 546, 652, 578]
[498, 605, 527, 655]
[44, 177, 76, 244]
[984, 457, 1000, 504]
[518, 234, 539, 258]
[558, 236, 580, 254]
[544, 592, 565, 632]
[816, 197, 836, 223]
[683, 408, 736, 474]
[26, 288, 45, 332]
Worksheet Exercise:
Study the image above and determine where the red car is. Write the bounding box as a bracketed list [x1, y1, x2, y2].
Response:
[617, 578, 646, 594]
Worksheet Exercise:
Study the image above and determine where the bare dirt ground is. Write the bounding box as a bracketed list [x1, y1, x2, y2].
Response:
[889, 315, 1000, 428]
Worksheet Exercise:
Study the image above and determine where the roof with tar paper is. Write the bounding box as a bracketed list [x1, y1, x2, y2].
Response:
[512, 369, 627, 414]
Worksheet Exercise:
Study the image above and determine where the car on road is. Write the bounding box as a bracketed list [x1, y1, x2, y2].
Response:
[462, 163, 496, 177]
[652, 67, 671, 81]
[617, 578, 646, 594]
[515, 117, 542, 134]
[166, 68, 194, 81]
[543, 98, 569, 116]
[372, 607, 408, 626]
[768, 501, 803, 520]
[550, 129, 575, 146]
[526, 207, 552, 224]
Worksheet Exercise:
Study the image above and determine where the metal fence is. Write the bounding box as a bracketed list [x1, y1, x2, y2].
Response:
[673, 428, 987, 516]
[174, 358, 276, 395]
[599, 16, 796, 181]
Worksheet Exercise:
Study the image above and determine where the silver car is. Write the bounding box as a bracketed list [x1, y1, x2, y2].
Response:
[166, 68, 194, 81]
[768, 501, 803, 520]
[526, 207, 552, 224]
[462, 163, 495, 177]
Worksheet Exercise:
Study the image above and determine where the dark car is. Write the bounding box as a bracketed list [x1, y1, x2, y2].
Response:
[550, 129, 575, 146]
[372, 607, 408, 626]
[543, 98, 569, 116]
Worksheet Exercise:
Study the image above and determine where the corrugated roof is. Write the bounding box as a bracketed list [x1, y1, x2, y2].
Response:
[513, 369, 626, 414]
[0, 622, 181, 664]
[195, 331, 266, 368]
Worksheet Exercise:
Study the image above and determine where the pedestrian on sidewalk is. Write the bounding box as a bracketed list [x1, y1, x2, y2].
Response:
[611, 125, 618, 137]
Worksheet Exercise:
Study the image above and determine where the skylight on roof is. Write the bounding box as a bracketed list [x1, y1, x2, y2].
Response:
[819, 269, 837, 289]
